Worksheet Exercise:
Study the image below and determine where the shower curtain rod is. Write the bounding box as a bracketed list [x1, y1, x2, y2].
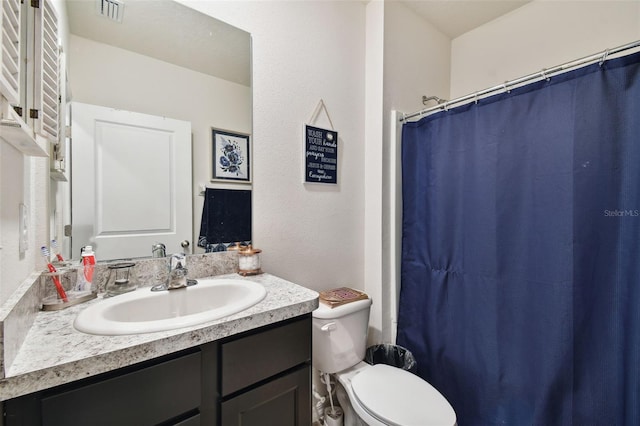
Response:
[400, 39, 640, 122]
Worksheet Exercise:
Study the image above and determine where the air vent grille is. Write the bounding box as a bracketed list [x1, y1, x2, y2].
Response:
[97, 0, 124, 23]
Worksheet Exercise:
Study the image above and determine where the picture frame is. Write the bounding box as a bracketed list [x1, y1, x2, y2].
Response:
[211, 128, 251, 183]
[303, 124, 338, 184]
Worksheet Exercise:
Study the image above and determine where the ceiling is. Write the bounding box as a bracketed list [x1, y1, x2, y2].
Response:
[399, 0, 532, 39]
[66, 0, 251, 87]
[66, 0, 531, 87]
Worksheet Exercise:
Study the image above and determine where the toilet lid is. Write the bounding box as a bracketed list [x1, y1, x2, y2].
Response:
[350, 364, 456, 426]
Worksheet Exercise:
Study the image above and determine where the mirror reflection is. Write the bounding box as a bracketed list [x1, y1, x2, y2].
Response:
[57, 0, 252, 261]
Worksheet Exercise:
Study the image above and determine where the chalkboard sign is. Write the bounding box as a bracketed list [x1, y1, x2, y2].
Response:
[304, 124, 338, 184]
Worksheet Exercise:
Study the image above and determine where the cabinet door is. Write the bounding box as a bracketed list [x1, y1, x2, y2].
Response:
[0, 0, 22, 104]
[39, 351, 202, 426]
[33, 0, 59, 141]
[220, 366, 311, 426]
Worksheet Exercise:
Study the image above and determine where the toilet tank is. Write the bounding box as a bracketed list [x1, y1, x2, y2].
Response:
[312, 298, 372, 374]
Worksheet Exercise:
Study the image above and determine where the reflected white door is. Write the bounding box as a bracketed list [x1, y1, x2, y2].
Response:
[71, 102, 192, 260]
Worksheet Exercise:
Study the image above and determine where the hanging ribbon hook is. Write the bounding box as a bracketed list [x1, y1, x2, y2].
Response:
[308, 99, 336, 130]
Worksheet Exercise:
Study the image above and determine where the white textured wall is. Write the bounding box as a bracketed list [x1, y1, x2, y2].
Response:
[451, 0, 640, 98]
[178, 1, 367, 293]
[384, 2, 451, 114]
[0, 147, 50, 303]
[68, 35, 251, 254]
[1, 144, 27, 303]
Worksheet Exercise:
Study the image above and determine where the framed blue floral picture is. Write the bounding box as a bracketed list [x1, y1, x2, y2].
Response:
[211, 128, 251, 182]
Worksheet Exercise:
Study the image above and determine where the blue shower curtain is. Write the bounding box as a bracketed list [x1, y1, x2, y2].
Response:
[397, 51, 640, 425]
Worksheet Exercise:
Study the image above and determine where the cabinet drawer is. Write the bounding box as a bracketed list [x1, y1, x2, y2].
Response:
[40, 351, 201, 426]
[221, 315, 311, 396]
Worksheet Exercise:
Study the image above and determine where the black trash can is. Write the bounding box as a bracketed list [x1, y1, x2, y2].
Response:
[364, 344, 418, 374]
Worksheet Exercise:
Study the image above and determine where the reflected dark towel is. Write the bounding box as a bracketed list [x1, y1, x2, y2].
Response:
[198, 188, 251, 251]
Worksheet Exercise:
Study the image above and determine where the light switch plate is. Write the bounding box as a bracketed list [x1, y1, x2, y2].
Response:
[19, 203, 28, 253]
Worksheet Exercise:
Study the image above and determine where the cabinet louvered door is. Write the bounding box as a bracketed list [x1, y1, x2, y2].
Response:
[33, 0, 59, 141]
[0, 0, 21, 105]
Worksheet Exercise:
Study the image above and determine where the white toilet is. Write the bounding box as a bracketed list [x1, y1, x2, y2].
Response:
[313, 298, 456, 426]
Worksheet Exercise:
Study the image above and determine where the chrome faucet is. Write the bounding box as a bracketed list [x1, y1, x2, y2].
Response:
[152, 242, 166, 258]
[168, 253, 188, 289]
[151, 253, 196, 291]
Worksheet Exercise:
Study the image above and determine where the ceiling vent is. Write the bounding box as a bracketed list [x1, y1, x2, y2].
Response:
[97, 0, 124, 23]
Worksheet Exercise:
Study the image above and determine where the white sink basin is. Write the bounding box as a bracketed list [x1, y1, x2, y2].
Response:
[74, 278, 267, 335]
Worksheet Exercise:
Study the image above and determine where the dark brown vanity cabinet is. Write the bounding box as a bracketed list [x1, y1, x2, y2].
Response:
[3, 314, 311, 426]
[219, 314, 311, 425]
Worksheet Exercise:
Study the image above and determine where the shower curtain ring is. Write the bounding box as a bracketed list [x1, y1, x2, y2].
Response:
[599, 49, 610, 67]
[474, 92, 479, 105]
[541, 68, 550, 81]
[503, 82, 511, 93]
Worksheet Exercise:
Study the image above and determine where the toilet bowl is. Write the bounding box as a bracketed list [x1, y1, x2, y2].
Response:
[313, 297, 456, 426]
[336, 362, 456, 426]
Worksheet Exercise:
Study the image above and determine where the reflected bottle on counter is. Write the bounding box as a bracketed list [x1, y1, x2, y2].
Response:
[76, 245, 96, 293]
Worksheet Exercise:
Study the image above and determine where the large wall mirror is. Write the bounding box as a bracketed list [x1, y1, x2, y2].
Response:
[54, 0, 252, 261]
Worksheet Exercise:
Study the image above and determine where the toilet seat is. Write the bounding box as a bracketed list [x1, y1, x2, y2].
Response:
[350, 364, 456, 426]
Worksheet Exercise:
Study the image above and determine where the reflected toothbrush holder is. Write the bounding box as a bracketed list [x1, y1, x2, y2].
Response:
[41, 269, 96, 311]
[105, 262, 137, 297]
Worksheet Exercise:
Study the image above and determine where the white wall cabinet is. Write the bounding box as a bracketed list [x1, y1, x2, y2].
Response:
[0, 0, 60, 157]
[0, 0, 21, 105]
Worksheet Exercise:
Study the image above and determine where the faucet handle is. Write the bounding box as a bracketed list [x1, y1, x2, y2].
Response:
[172, 267, 187, 278]
[152, 243, 166, 258]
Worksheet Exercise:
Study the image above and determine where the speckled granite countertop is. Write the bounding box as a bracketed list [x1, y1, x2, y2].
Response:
[0, 273, 318, 401]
